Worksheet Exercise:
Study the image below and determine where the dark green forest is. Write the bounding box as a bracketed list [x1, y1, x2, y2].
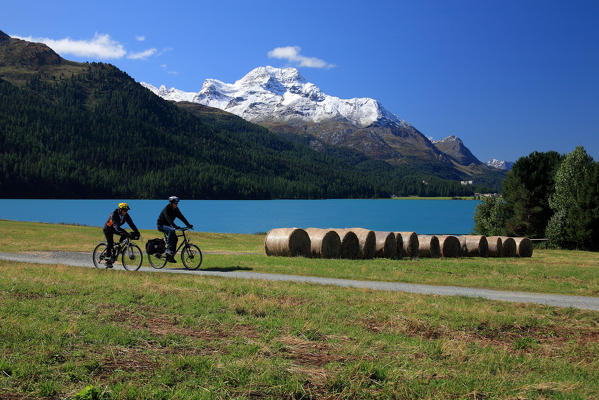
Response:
[0, 61, 494, 199]
[473, 148, 599, 250]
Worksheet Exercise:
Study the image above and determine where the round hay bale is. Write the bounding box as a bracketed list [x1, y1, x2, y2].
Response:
[514, 237, 533, 257]
[459, 235, 489, 257]
[437, 235, 461, 257]
[305, 228, 341, 258]
[332, 229, 360, 259]
[486, 236, 503, 257]
[418, 235, 441, 258]
[349, 228, 376, 259]
[264, 228, 311, 257]
[499, 236, 517, 257]
[394, 233, 404, 258]
[374, 231, 397, 258]
[395, 232, 419, 258]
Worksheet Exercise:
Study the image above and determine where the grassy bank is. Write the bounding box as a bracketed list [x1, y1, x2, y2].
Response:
[1, 220, 598, 296]
[391, 196, 475, 200]
[1, 261, 598, 399]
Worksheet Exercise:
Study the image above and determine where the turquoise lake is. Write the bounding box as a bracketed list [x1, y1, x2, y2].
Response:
[0, 199, 480, 234]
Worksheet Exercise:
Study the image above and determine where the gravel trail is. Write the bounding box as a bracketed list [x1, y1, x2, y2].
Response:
[1, 251, 598, 311]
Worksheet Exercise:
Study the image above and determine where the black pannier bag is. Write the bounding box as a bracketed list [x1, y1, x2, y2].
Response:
[146, 238, 166, 255]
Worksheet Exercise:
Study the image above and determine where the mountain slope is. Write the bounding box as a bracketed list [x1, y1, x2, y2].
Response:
[432, 135, 482, 166]
[0, 31, 488, 198]
[142, 67, 454, 166]
[142, 67, 505, 188]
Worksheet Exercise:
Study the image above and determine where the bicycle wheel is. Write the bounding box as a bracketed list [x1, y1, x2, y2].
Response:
[92, 243, 109, 269]
[121, 244, 143, 271]
[147, 251, 167, 269]
[181, 244, 202, 270]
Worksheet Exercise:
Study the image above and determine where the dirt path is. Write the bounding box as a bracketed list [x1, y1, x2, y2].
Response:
[1, 251, 598, 311]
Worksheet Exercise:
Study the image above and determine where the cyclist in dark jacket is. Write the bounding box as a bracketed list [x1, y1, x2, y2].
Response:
[103, 202, 140, 268]
[157, 196, 193, 262]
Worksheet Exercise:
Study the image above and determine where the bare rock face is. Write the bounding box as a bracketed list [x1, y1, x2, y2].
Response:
[432, 135, 482, 166]
[0, 31, 10, 42]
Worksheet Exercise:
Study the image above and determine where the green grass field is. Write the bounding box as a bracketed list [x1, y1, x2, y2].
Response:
[1, 220, 598, 296]
[1, 220, 598, 399]
[2, 262, 598, 399]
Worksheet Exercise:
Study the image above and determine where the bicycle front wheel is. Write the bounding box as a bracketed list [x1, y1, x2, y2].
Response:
[147, 251, 167, 269]
[181, 244, 202, 270]
[122, 244, 143, 271]
[92, 243, 109, 269]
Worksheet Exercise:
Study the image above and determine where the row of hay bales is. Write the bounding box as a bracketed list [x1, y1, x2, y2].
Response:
[264, 228, 533, 259]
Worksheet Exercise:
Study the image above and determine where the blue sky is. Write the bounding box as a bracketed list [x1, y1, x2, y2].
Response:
[4, 0, 599, 162]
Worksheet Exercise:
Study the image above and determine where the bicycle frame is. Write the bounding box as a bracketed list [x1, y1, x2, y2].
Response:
[165, 229, 192, 256]
[113, 236, 132, 256]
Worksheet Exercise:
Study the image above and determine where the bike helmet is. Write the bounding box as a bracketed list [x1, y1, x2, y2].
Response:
[168, 196, 180, 204]
[118, 202, 130, 210]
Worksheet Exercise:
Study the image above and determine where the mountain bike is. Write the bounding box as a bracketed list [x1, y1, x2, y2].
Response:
[92, 234, 143, 271]
[147, 227, 202, 270]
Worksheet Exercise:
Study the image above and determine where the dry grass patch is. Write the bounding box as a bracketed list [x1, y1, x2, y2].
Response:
[105, 306, 261, 343]
[360, 312, 599, 362]
[278, 334, 352, 393]
[98, 346, 159, 379]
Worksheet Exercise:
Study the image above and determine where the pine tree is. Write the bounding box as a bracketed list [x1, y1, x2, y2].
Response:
[546, 146, 597, 249]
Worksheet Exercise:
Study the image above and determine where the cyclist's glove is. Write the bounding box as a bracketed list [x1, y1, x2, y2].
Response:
[187, 224, 193, 229]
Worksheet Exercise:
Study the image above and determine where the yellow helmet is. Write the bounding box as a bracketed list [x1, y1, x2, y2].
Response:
[118, 202, 130, 210]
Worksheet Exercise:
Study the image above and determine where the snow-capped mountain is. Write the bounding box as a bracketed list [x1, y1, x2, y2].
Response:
[141, 66, 492, 174]
[142, 66, 411, 130]
[487, 159, 514, 170]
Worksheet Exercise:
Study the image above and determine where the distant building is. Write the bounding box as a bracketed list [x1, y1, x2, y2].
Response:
[460, 180, 473, 186]
[474, 193, 501, 199]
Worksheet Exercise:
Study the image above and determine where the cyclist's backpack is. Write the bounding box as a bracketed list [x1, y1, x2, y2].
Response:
[146, 238, 166, 255]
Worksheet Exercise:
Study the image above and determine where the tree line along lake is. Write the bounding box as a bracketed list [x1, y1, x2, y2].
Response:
[0, 199, 480, 235]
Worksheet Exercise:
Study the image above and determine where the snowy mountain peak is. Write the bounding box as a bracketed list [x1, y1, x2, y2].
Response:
[439, 135, 462, 144]
[487, 159, 514, 170]
[237, 66, 307, 87]
[141, 66, 407, 128]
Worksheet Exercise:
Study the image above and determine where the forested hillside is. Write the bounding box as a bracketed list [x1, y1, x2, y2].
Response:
[0, 33, 495, 199]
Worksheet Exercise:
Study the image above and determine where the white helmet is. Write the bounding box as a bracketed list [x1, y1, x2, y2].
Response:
[168, 196, 180, 204]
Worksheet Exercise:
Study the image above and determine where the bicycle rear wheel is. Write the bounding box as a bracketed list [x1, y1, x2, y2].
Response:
[92, 243, 109, 269]
[148, 251, 167, 269]
[181, 244, 202, 270]
[122, 244, 143, 271]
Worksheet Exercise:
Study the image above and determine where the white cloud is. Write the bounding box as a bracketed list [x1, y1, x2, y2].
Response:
[136, 35, 146, 42]
[160, 64, 178, 75]
[127, 48, 157, 60]
[157, 47, 173, 56]
[267, 46, 335, 69]
[15, 33, 126, 59]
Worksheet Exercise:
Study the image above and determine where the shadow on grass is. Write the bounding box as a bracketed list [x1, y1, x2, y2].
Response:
[202, 266, 253, 272]
[166, 266, 253, 272]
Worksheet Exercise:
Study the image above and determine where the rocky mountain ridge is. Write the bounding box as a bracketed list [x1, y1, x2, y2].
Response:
[142, 67, 491, 177]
